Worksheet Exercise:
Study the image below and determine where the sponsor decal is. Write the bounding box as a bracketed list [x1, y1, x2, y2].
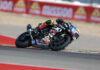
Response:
[42, 5, 73, 18]
[29, 2, 41, 14]
[0, 1, 13, 11]
[90, 9, 100, 21]
[14, 0, 26, 12]
[74, 7, 86, 20]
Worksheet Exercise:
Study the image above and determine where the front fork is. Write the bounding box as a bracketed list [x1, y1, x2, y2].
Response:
[27, 24, 36, 45]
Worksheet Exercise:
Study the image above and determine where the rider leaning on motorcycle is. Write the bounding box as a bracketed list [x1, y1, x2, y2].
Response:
[31, 18, 79, 45]
[38, 19, 68, 36]
[37, 18, 70, 38]
[38, 18, 79, 39]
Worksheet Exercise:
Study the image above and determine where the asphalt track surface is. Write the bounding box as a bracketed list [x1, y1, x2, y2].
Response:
[0, 46, 100, 70]
[0, 24, 100, 70]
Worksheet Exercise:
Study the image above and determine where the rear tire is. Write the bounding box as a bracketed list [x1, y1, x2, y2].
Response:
[15, 32, 31, 48]
[49, 35, 71, 51]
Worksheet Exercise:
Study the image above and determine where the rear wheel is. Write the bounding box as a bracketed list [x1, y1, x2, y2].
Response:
[15, 32, 31, 48]
[49, 34, 71, 51]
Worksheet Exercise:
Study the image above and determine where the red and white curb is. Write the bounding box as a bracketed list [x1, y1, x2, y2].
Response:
[0, 35, 15, 46]
[0, 63, 70, 70]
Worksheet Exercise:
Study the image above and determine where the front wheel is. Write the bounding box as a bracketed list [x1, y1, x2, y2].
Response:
[49, 35, 71, 51]
[15, 32, 31, 48]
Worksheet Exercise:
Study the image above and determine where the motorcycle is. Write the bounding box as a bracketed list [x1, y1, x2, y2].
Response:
[15, 22, 79, 51]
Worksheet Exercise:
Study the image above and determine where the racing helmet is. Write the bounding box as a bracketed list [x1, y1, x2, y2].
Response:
[56, 18, 64, 24]
[45, 20, 54, 26]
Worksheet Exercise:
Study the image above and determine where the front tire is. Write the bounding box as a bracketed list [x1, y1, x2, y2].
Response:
[15, 32, 31, 48]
